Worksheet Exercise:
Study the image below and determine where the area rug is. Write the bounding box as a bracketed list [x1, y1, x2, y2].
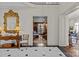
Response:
[0, 47, 66, 57]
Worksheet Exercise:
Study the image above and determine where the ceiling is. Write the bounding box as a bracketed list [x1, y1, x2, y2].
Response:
[68, 9, 79, 19]
[0, 2, 76, 6]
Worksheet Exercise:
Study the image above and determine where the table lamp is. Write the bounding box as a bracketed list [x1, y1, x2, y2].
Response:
[15, 26, 20, 32]
[0, 27, 2, 36]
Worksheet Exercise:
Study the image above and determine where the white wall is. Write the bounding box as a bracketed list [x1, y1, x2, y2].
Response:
[59, 15, 69, 46]
[0, 4, 59, 46]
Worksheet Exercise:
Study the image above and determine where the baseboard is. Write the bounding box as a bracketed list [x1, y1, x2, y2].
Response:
[47, 45, 59, 47]
[20, 45, 67, 47]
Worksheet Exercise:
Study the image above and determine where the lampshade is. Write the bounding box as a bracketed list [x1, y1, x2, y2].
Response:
[15, 26, 20, 31]
[0, 26, 2, 32]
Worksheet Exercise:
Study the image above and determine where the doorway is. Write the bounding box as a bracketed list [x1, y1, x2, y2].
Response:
[68, 18, 79, 47]
[33, 16, 47, 47]
[66, 8, 79, 47]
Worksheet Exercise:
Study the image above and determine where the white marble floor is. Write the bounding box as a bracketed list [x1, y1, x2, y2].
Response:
[0, 47, 66, 57]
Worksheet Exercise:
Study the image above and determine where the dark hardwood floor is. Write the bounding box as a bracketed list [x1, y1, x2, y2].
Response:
[58, 46, 79, 57]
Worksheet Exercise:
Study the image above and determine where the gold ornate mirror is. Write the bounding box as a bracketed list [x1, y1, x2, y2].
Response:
[4, 10, 19, 33]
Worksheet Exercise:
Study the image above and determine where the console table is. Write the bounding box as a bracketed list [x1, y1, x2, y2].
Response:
[0, 35, 19, 48]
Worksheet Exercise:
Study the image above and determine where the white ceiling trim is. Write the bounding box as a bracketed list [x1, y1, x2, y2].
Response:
[62, 2, 79, 15]
[0, 2, 60, 8]
[23, 2, 41, 8]
[29, 2, 60, 5]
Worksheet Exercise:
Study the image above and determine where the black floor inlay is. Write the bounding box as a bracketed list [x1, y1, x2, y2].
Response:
[8, 54, 11, 56]
[59, 54, 62, 56]
[42, 54, 45, 56]
[49, 49, 51, 51]
[21, 50, 23, 51]
[35, 49, 37, 51]
[6, 50, 9, 51]
[25, 54, 28, 56]
[26, 48, 27, 50]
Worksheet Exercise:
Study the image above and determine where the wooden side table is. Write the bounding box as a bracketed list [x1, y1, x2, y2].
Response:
[0, 35, 19, 48]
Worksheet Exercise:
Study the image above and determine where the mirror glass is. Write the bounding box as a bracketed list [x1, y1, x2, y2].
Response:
[7, 17, 16, 30]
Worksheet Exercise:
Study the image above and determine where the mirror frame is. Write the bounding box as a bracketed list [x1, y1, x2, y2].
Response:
[4, 10, 19, 33]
